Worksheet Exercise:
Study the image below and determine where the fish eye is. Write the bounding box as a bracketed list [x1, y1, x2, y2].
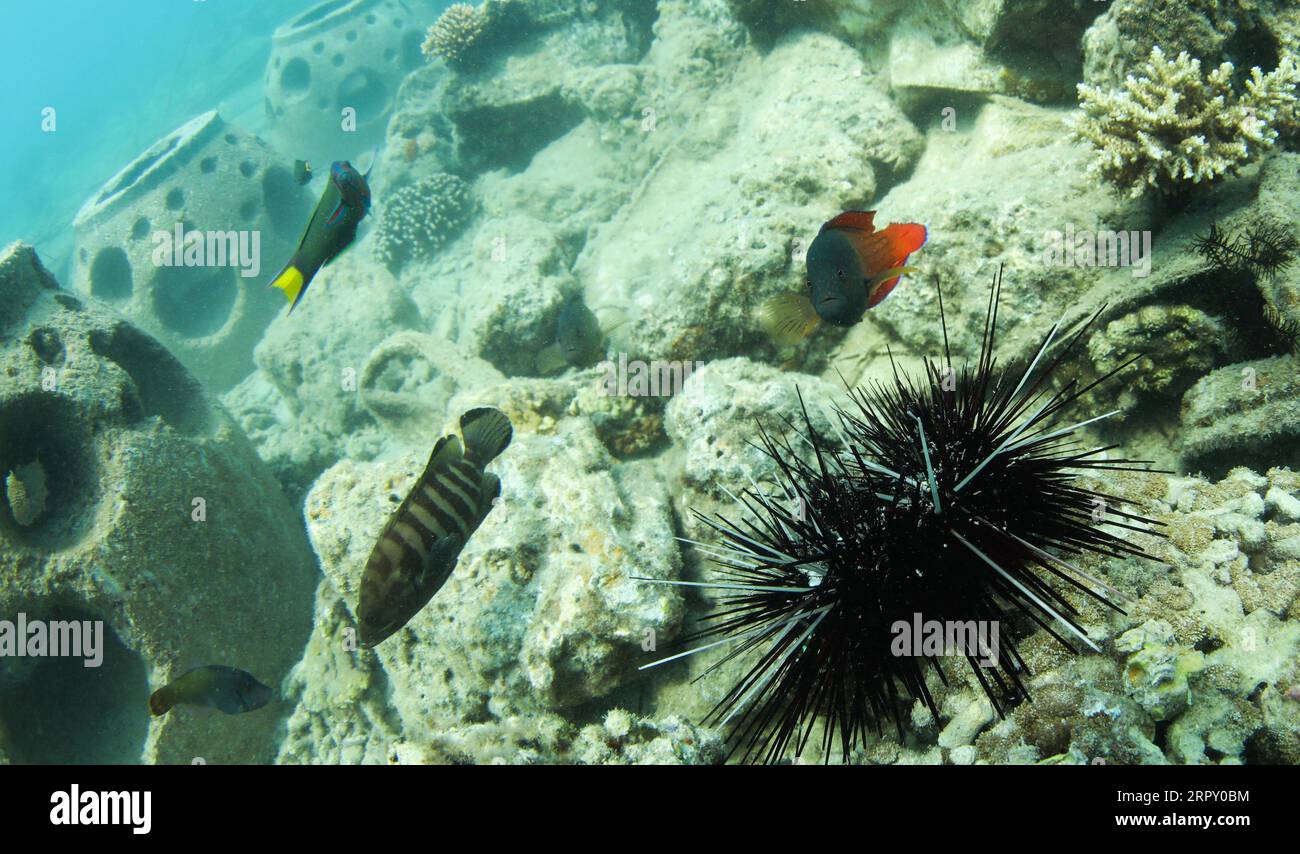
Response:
[805, 280, 814, 290]
[836, 268, 846, 280]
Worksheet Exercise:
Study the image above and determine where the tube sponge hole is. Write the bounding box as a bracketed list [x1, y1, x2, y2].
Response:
[0, 606, 150, 764]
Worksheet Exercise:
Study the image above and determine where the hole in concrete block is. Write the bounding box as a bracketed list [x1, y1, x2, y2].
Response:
[165, 187, 185, 211]
[199, 157, 217, 174]
[0, 605, 150, 764]
[27, 327, 64, 366]
[88, 247, 132, 301]
[337, 69, 385, 118]
[281, 57, 312, 96]
[131, 217, 151, 240]
[88, 322, 210, 434]
[0, 394, 98, 549]
[150, 264, 237, 340]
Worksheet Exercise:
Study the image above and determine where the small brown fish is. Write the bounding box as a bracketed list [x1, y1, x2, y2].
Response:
[357, 407, 513, 647]
[148, 665, 273, 716]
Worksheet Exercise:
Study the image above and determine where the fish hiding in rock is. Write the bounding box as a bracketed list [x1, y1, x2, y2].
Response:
[535, 297, 606, 373]
[759, 210, 927, 344]
[357, 407, 513, 648]
[293, 159, 313, 185]
[534, 298, 630, 374]
[148, 665, 273, 716]
[268, 159, 373, 312]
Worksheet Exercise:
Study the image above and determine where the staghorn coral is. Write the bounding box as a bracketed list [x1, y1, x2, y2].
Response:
[1074, 46, 1300, 197]
[421, 3, 487, 67]
[373, 173, 476, 273]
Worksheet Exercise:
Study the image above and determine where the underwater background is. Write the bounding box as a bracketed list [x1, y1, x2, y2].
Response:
[0, 0, 1298, 765]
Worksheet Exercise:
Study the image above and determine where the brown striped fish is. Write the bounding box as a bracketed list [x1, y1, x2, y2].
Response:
[357, 407, 513, 647]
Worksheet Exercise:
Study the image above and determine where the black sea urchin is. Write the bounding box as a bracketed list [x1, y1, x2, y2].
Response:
[645, 271, 1164, 764]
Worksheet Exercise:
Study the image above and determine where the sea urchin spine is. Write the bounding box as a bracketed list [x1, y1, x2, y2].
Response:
[641, 270, 1164, 763]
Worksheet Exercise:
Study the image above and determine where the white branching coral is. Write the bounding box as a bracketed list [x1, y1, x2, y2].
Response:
[374, 174, 477, 272]
[1074, 46, 1300, 197]
[421, 3, 487, 66]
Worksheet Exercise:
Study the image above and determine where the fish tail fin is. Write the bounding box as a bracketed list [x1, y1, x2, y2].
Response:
[148, 687, 173, 716]
[758, 292, 821, 345]
[460, 408, 513, 465]
[270, 264, 308, 312]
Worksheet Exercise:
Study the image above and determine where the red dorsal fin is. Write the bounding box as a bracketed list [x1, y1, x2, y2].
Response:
[822, 210, 877, 234]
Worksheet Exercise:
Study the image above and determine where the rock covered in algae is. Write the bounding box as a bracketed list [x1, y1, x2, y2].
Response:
[294, 410, 683, 748]
[579, 29, 922, 361]
[0, 242, 318, 765]
[1179, 355, 1300, 473]
[382, 709, 724, 765]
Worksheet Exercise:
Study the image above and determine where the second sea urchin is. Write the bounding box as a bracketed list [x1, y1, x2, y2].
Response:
[644, 271, 1164, 763]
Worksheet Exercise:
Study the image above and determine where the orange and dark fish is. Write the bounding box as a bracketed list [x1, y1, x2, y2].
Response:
[148, 665, 273, 716]
[268, 159, 373, 312]
[759, 210, 927, 344]
[535, 297, 607, 373]
[357, 407, 513, 647]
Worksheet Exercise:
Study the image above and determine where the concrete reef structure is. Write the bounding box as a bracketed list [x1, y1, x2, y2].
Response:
[70, 110, 309, 391]
[264, 0, 427, 167]
[0, 243, 318, 764]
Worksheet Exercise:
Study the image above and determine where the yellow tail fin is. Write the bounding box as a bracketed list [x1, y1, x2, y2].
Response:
[270, 266, 306, 310]
[758, 292, 821, 346]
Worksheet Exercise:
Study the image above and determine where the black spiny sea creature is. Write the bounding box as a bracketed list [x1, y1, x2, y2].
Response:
[1263, 303, 1300, 355]
[1193, 220, 1299, 281]
[641, 271, 1164, 763]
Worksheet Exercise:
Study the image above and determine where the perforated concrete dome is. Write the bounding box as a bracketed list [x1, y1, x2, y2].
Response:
[0, 243, 318, 764]
[70, 111, 310, 391]
[264, 0, 427, 168]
